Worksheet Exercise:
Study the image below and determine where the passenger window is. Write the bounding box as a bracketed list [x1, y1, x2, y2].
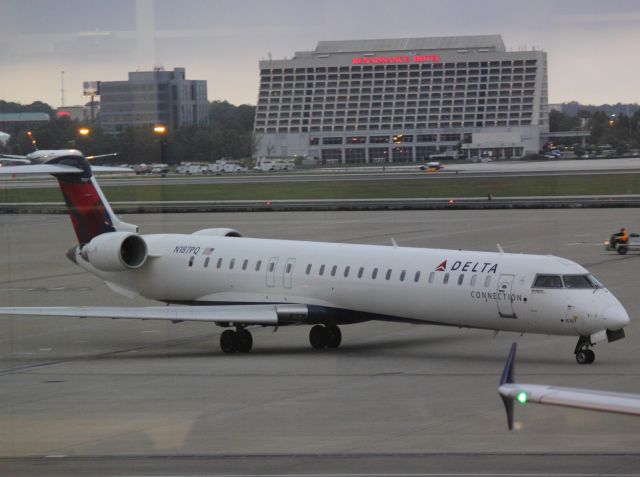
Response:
[484, 275, 492, 287]
[428, 272, 435, 284]
[319, 264, 325, 276]
[217, 258, 223, 269]
[414, 271, 421, 282]
[358, 267, 364, 278]
[400, 270, 406, 281]
[458, 274, 464, 285]
[331, 265, 337, 276]
[204, 257, 210, 268]
[443, 273, 450, 284]
[242, 259, 248, 270]
[470, 274, 477, 286]
[385, 269, 392, 280]
[533, 274, 563, 288]
[372, 268, 378, 279]
[268, 262, 275, 272]
[255, 260, 262, 271]
[344, 266, 350, 277]
[286, 263, 292, 273]
[306, 264, 312, 275]
[188, 256, 194, 267]
[229, 258, 235, 270]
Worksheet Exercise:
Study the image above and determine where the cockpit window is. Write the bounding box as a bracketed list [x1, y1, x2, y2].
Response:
[533, 273, 604, 289]
[533, 274, 563, 288]
[564, 274, 604, 289]
[563, 275, 593, 289]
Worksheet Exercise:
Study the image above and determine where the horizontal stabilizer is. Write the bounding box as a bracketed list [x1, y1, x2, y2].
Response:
[0, 305, 280, 325]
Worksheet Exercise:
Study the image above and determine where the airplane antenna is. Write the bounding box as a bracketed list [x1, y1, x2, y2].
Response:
[390, 238, 398, 249]
[497, 244, 504, 254]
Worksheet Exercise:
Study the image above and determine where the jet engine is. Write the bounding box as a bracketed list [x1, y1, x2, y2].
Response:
[80, 232, 148, 272]
[192, 228, 242, 237]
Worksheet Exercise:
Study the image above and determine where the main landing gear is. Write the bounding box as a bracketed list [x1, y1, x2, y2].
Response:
[220, 326, 253, 353]
[309, 324, 342, 349]
[574, 336, 596, 364]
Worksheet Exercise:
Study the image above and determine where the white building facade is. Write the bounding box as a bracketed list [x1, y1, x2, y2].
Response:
[253, 35, 548, 163]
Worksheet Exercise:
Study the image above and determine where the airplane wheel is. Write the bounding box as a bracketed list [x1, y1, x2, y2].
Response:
[309, 325, 328, 349]
[237, 329, 253, 353]
[220, 329, 238, 353]
[325, 325, 342, 349]
[585, 349, 596, 364]
[576, 351, 590, 364]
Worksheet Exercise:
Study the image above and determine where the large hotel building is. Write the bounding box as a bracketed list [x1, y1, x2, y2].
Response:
[253, 35, 548, 163]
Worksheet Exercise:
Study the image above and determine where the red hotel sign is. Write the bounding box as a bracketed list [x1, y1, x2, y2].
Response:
[351, 54, 440, 65]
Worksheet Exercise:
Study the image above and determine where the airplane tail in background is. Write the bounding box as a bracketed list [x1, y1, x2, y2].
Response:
[0, 150, 136, 245]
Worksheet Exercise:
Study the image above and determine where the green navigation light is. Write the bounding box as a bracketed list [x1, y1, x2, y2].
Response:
[516, 391, 528, 404]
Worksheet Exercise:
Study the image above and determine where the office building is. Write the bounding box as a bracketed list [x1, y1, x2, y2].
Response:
[99, 67, 208, 134]
[253, 35, 548, 162]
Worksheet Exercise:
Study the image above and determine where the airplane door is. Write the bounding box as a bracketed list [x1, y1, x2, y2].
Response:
[283, 257, 296, 289]
[266, 257, 279, 288]
[496, 274, 517, 319]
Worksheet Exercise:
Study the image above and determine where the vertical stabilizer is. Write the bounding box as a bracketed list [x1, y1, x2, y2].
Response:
[47, 153, 138, 245]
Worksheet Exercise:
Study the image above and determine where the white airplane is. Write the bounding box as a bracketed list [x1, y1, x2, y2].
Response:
[0, 149, 118, 165]
[499, 343, 640, 429]
[0, 151, 630, 362]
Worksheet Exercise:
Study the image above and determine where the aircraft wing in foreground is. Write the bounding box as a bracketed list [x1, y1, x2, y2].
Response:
[499, 343, 640, 430]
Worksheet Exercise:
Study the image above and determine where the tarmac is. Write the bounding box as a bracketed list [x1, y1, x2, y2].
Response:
[1, 209, 640, 476]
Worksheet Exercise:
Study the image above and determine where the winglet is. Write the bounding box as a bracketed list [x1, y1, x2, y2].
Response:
[499, 342, 517, 430]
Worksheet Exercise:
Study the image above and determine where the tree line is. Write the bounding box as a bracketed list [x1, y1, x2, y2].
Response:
[0, 100, 256, 165]
[550, 107, 640, 154]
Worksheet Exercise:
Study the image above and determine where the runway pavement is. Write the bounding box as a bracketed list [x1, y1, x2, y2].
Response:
[1, 209, 640, 476]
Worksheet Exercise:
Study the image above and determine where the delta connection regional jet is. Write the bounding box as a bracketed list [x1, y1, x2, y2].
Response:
[0, 151, 630, 363]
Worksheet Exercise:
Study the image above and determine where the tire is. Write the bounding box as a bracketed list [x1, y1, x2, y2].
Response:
[325, 325, 342, 349]
[617, 246, 628, 255]
[309, 325, 328, 349]
[237, 329, 253, 353]
[576, 351, 589, 364]
[585, 349, 596, 364]
[220, 329, 238, 353]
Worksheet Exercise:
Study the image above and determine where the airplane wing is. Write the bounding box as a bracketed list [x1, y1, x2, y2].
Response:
[0, 164, 131, 175]
[498, 343, 640, 430]
[0, 305, 280, 325]
[0, 155, 30, 164]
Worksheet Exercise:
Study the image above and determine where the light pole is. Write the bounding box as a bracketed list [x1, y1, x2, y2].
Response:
[153, 125, 168, 164]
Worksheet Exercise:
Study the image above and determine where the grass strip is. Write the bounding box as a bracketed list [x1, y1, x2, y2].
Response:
[1, 174, 639, 203]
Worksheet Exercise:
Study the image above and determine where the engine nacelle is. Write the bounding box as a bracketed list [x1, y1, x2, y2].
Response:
[80, 232, 148, 272]
[192, 228, 242, 237]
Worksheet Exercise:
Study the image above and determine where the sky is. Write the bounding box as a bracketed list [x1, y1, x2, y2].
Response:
[1, 0, 639, 108]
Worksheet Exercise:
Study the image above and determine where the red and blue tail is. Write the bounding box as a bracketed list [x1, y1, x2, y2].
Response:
[0, 150, 136, 245]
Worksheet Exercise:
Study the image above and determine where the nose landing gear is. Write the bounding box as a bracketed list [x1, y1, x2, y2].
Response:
[575, 336, 595, 364]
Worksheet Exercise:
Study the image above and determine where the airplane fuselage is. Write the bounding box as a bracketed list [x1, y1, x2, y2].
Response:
[74, 233, 628, 337]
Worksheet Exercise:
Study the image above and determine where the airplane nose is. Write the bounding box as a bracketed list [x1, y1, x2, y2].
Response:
[604, 301, 630, 330]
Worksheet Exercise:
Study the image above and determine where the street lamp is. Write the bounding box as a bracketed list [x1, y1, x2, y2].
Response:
[153, 125, 167, 135]
[153, 125, 169, 163]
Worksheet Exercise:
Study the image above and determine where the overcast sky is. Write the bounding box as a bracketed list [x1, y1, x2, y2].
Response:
[1, 0, 638, 108]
